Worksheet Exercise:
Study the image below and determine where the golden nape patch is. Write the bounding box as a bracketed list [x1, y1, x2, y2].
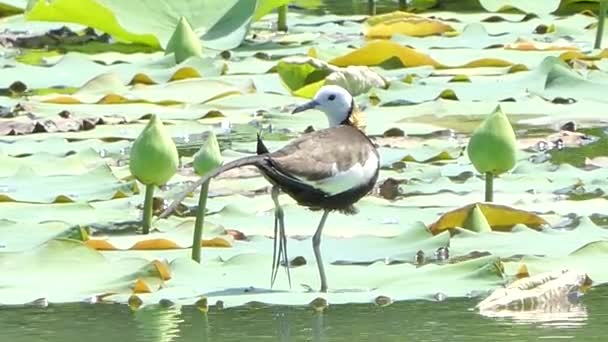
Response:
[349, 105, 367, 132]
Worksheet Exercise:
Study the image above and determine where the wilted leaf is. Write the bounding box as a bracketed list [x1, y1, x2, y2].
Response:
[477, 269, 591, 315]
[277, 56, 387, 97]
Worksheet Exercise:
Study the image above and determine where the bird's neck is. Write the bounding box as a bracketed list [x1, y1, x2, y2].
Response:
[336, 98, 366, 132]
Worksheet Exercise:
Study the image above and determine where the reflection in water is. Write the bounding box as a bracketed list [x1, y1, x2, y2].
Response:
[480, 303, 588, 328]
[312, 312, 325, 342]
[2, 288, 607, 342]
[132, 306, 183, 342]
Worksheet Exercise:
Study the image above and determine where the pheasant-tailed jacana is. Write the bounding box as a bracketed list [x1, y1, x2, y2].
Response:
[161, 85, 379, 292]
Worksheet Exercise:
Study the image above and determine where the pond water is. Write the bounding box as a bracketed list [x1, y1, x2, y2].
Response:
[3, 285, 606, 342]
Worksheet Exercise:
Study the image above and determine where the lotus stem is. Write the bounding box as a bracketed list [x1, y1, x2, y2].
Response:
[596, 0, 608, 49]
[142, 184, 155, 234]
[399, 0, 407, 10]
[485, 172, 494, 202]
[368, 0, 376, 15]
[278, 5, 288, 31]
[192, 180, 210, 263]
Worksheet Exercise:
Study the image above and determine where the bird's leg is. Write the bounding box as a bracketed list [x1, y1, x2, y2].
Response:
[271, 186, 291, 289]
[313, 210, 330, 293]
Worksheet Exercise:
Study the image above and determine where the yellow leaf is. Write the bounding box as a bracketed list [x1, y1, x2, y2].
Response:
[560, 49, 608, 63]
[129, 73, 157, 85]
[98, 94, 129, 104]
[363, 11, 454, 38]
[41, 96, 81, 104]
[152, 260, 172, 281]
[201, 236, 233, 248]
[449, 75, 471, 83]
[460, 58, 512, 68]
[330, 41, 442, 68]
[131, 238, 181, 250]
[429, 202, 548, 234]
[294, 79, 326, 98]
[132, 279, 152, 293]
[330, 41, 513, 69]
[84, 239, 117, 250]
[170, 67, 202, 81]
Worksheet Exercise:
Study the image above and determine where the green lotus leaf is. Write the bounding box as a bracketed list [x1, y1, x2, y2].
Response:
[25, 0, 257, 49]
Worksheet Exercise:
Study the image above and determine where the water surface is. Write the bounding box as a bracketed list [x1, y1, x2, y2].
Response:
[3, 286, 606, 341]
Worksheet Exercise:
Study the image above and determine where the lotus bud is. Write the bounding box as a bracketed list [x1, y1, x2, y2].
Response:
[462, 204, 492, 233]
[467, 106, 517, 202]
[193, 131, 223, 176]
[130, 115, 178, 234]
[165, 16, 203, 63]
[467, 105, 517, 176]
[129, 115, 179, 186]
[191, 131, 223, 263]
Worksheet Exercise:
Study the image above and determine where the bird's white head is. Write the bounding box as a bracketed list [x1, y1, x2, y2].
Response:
[292, 85, 354, 127]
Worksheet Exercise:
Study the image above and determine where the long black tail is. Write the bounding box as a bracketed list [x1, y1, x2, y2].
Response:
[159, 155, 267, 218]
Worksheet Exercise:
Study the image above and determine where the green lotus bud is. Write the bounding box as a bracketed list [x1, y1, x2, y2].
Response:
[165, 16, 203, 63]
[463, 204, 492, 233]
[467, 106, 517, 176]
[130, 115, 179, 186]
[193, 131, 223, 176]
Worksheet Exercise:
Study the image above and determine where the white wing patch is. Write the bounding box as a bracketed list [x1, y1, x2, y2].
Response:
[297, 153, 379, 195]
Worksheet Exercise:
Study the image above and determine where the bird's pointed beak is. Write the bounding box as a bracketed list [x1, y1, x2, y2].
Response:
[291, 99, 319, 114]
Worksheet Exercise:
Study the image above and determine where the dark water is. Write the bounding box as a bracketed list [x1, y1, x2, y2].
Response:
[2, 286, 607, 342]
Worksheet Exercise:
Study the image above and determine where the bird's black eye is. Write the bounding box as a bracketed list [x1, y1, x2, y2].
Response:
[328, 94, 336, 101]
